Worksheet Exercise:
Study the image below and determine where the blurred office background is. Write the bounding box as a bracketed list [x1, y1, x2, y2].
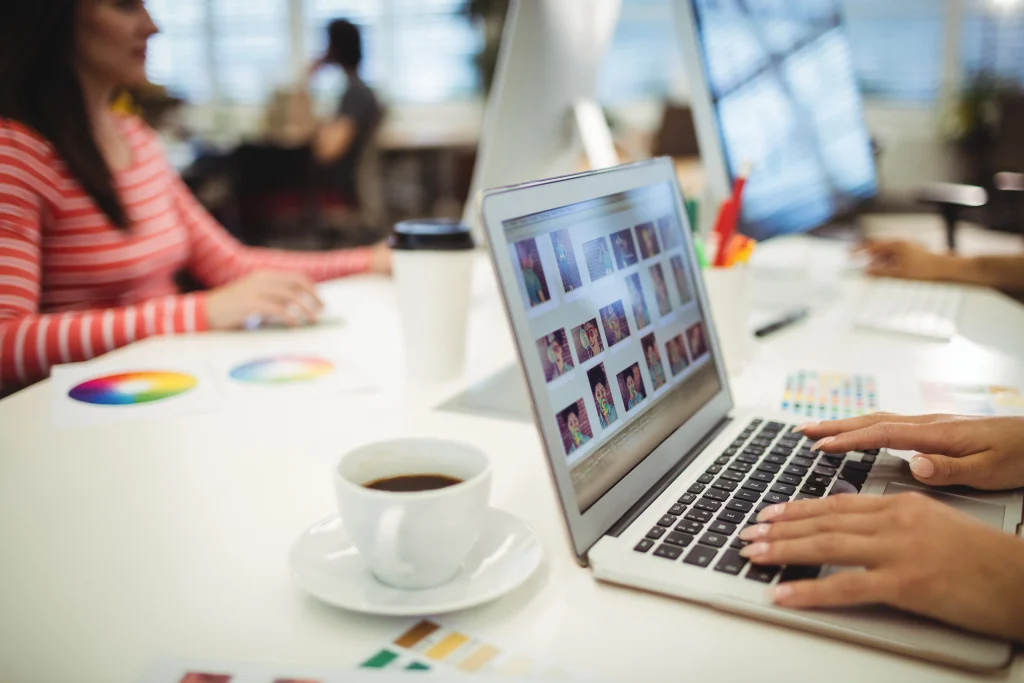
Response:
[141, 0, 1024, 249]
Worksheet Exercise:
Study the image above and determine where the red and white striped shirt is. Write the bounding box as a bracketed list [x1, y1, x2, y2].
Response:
[0, 116, 372, 394]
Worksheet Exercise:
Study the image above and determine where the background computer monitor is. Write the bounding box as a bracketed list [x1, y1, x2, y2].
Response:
[463, 0, 621, 237]
[673, 0, 878, 240]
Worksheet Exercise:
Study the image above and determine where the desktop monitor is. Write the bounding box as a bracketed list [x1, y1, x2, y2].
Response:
[463, 0, 621, 237]
[672, 0, 878, 240]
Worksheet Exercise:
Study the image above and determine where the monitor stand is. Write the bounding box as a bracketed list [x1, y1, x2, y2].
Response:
[436, 364, 534, 423]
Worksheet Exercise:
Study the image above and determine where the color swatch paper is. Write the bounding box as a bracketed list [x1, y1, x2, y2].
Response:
[780, 371, 878, 421]
[921, 383, 1024, 417]
[50, 359, 219, 429]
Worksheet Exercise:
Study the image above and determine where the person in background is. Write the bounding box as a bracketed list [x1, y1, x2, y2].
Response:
[860, 240, 1024, 294]
[741, 413, 1024, 643]
[292, 19, 383, 206]
[0, 0, 391, 394]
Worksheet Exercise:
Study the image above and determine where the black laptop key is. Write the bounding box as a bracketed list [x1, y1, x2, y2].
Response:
[862, 448, 880, 455]
[799, 482, 828, 497]
[719, 470, 744, 482]
[829, 479, 861, 496]
[779, 435, 801, 445]
[770, 446, 795, 457]
[750, 471, 774, 483]
[710, 520, 737, 535]
[791, 456, 814, 468]
[765, 454, 788, 465]
[731, 438, 747, 449]
[743, 446, 765, 456]
[794, 493, 816, 501]
[683, 545, 718, 568]
[715, 455, 731, 466]
[668, 503, 686, 516]
[697, 473, 715, 484]
[717, 509, 746, 525]
[664, 531, 694, 548]
[688, 482, 707, 494]
[703, 488, 729, 502]
[657, 515, 677, 527]
[860, 453, 877, 464]
[734, 489, 760, 503]
[695, 498, 721, 512]
[705, 464, 722, 475]
[741, 479, 767, 492]
[727, 462, 752, 474]
[762, 492, 790, 505]
[726, 499, 754, 513]
[784, 464, 808, 477]
[807, 474, 831, 487]
[676, 519, 704, 535]
[779, 565, 821, 582]
[678, 492, 697, 505]
[751, 438, 772, 448]
[685, 509, 713, 523]
[634, 538, 655, 553]
[646, 526, 666, 539]
[755, 462, 781, 474]
[699, 532, 727, 548]
[730, 536, 749, 550]
[736, 453, 759, 464]
[755, 501, 773, 513]
[765, 421, 786, 431]
[723, 447, 738, 457]
[749, 419, 763, 426]
[777, 473, 802, 486]
[712, 479, 738, 492]
[653, 544, 683, 560]
[746, 565, 781, 583]
[845, 460, 873, 472]
[714, 550, 749, 575]
[770, 482, 796, 496]
[813, 465, 837, 478]
[821, 454, 845, 467]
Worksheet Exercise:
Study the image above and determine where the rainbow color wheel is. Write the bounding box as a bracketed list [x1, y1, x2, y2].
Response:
[229, 356, 335, 384]
[68, 371, 198, 405]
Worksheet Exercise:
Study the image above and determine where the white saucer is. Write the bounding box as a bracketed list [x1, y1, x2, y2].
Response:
[289, 508, 543, 616]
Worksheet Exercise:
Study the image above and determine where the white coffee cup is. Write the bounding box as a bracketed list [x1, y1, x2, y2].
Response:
[333, 438, 491, 589]
[390, 219, 476, 384]
[703, 265, 753, 376]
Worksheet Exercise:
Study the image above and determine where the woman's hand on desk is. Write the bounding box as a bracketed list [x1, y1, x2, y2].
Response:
[739, 493, 1024, 642]
[799, 413, 1024, 490]
[856, 240, 956, 282]
[206, 270, 323, 329]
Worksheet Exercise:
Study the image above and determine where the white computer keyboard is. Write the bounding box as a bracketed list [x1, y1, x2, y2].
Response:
[853, 278, 963, 341]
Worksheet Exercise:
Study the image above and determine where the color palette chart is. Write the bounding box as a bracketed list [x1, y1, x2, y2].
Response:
[360, 619, 573, 678]
[921, 383, 1024, 417]
[780, 371, 878, 420]
[228, 356, 334, 384]
[68, 371, 198, 405]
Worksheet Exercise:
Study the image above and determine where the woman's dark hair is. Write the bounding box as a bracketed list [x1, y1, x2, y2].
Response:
[327, 19, 362, 70]
[0, 0, 128, 228]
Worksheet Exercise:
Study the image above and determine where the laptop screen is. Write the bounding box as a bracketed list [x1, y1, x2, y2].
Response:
[502, 181, 723, 512]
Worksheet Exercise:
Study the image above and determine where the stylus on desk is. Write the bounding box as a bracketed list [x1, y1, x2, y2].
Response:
[753, 308, 809, 338]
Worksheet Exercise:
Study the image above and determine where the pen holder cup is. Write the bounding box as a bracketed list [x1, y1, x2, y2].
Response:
[703, 266, 753, 377]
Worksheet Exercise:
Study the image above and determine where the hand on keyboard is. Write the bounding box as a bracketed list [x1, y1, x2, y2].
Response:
[798, 413, 1024, 491]
[738, 493, 1024, 643]
[856, 239, 954, 282]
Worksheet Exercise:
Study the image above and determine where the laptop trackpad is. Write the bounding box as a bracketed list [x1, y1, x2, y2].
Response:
[882, 482, 1006, 529]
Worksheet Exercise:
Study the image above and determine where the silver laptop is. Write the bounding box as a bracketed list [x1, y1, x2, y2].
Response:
[479, 158, 1021, 671]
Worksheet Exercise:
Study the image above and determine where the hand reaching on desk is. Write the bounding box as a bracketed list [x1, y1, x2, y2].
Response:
[206, 270, 323, 329]
[739, 493, 1024, 642]
[856, 240, 955, 282]
[799, 413, 1024, 490]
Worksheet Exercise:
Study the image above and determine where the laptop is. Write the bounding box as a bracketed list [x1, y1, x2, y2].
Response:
[478, 158, 1021, 671]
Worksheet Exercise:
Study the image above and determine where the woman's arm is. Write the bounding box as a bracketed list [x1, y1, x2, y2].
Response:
[169, 172, 375, 288]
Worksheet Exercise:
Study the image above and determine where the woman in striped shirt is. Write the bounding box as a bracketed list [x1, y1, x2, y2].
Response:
[0, 0, 390, 394]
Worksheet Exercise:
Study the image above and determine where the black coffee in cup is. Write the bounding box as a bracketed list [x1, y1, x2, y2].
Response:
[364, 474, 463, 492]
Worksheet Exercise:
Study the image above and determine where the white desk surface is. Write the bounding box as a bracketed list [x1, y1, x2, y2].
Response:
[3, 229, 1024, 683]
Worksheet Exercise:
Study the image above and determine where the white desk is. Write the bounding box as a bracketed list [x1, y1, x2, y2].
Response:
[3, 249, 1024, 683]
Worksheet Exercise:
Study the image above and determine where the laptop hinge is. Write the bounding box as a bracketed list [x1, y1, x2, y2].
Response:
[602, 415, 734, 540]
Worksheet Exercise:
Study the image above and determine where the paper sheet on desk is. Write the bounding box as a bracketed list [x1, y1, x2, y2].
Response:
[780, 371, 878, 421]
[921, 383, 1024, 417]
[49, 358, 221, 430]
[208, 346, 373, 403]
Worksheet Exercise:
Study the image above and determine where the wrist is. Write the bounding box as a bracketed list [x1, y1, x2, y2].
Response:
[193, 292, 211, 332]
[937, 255, 978, 285]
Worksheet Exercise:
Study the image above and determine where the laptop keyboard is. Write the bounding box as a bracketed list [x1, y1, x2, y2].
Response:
[633, 419, 878, 583]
